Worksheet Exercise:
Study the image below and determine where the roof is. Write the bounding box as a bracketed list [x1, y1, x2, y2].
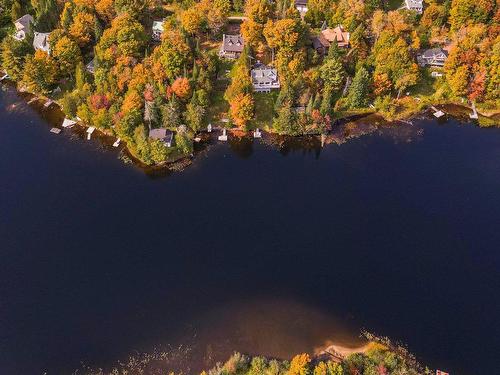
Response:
[33, 32, 50, 52]
[86, 58, 95, 73]
[149, 128, 173, 142]
[14, 14, 33, 31]
[422, 48, 447, 59]
[152, 20, 164, 32]
[321, 26, 350, 45]
[405, 0, 423, 7]
[251, 64, 279, 84]
[222, 34, 244, 53]
[295, 0, 307, 6]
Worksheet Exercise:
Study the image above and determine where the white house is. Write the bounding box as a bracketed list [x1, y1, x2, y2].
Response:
[13, 14, 34, 41]
[251, 63, 280, 93]
[33, 32, 51, 54]
[152, 20, 164, 41]
[404, 0, 423, 14]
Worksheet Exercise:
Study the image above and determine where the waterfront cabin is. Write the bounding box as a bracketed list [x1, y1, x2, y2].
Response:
[33, 32, 51, 54]
[404, 0, 423, 14]
[417, 48, 448, 67]
[251, 63, 280, 93]
[13, 14, 34, 41]
[295, 0, 308, 14]
[149, 128, 174, 147]
[219, 34, 244, 59]
[312, 25, 350, 54]
[152, 20, 164, 42]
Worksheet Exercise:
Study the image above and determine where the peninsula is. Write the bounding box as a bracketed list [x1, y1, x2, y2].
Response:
[0, 0, 498, 166]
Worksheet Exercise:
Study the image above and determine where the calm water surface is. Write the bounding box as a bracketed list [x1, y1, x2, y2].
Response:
[1, 86, 500, 375]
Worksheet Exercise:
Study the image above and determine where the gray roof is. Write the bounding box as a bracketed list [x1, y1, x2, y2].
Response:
[295, 0, 307, 6]
[14, 14, 34, 31]
[405, 0, 423, 7]
[222, 34, 244, 53]
[251, 64, 279, 84]
[152, 20, 164, 32]
[33, 32, 50, 52]
[149, 128, 173, 142]
[422, 48, 447, 59]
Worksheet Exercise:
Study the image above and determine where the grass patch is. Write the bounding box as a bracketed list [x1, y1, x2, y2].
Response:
[409, 68, 439, 98]
[250, 91, 278, 130]
[387, 0, 403, 10]
[207, 84, 230, 124]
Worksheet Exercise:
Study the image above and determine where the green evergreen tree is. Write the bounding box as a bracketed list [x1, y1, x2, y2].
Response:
[347, 66, 370, 109]
[320, 87, 333, 116]
[11, 0, 22, 23]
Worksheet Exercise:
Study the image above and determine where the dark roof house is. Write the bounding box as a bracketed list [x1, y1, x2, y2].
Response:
[219, 34, 244, 59]
[13, 14, 34, 41]
[418, 48, 448, 67]
[149, 128, 174, 147]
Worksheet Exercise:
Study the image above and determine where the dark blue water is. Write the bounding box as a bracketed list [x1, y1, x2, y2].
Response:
[1, 86, 499, 375]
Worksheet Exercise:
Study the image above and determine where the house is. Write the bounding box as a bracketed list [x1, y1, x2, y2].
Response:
[149, 128, 174, 147]
[86, 58, 95, 74]
[295, 0, 308, 13]
[219, 34, 244, 59]
[13, 14, 34, 41]
[33, 32, 50, 54]
[312, 25, 350, 54]
[404, 0, 423, 14]
[152, 20, 164, 41]
[251, 63, 280, 92]
[418, 48, 448, 67]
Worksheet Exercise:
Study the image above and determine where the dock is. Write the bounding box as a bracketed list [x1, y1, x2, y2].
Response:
[27, 97, 39, 104]
[50, 127, 61, 134]
[0, 73, 9, 81]
[207, 123, 212, 133]
[469, 102, 479, 119]
[218, 128, 228, 141]
[62, 118, 76, 128]
[86, 126, 95, 140]
[44, 99, 54, 108]
[112, 138, 121, 147]
[253, 128, 262, 138]
[431, 106, 445, 118]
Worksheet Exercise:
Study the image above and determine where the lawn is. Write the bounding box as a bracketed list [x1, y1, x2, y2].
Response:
[250, 91, 278, 131]
[408, 68, 440, 98]
[386, 0, 403, 10]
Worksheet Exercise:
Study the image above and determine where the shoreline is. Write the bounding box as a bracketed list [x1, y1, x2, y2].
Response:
[2, 78, 498, 173]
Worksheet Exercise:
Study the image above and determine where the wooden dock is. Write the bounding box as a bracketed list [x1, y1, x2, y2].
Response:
[50, 127, 61, 134]
[44, 99, 54, 108]
[86, 127, 95, 140]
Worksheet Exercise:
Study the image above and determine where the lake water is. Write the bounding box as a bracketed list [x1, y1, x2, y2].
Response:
[1, 86, 500, 375]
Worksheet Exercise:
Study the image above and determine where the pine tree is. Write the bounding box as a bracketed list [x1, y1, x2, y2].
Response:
[347, 66, 370, 109]
[320, 88, 333, 116]
[305, 94, 314, 115]
[11, 0, 22, 23]
[75, 61, 86, 91]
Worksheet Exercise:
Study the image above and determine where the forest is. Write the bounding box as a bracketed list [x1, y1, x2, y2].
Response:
[0, 0, 498, 165]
